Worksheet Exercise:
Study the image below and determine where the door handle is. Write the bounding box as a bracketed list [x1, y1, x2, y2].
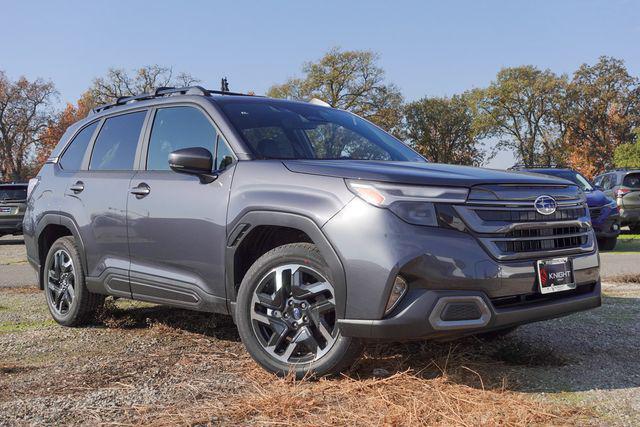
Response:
[69, 181, 84, 193]
[130, 183, 151, 198]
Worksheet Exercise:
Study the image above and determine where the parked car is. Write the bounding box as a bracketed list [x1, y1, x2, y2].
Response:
[0, 183, 28, 238]
[512, 167, 620, 250]
[23, 86, 601, 378]
[594, 168, 640, 233]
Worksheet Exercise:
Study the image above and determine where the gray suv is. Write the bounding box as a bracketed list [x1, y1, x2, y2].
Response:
[594, 169, 640, 232]
[23, 87, 601, 377]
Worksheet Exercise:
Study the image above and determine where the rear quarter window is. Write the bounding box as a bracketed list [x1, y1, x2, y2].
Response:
[59, 121, 99, 170]
[623, 173, 640, 188]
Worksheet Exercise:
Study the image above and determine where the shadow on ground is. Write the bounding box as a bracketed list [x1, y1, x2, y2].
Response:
[93, 292, 639, 396]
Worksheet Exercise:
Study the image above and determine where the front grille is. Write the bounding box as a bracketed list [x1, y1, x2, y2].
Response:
[506, 226, 584, 239]
[496, 235, 588, 253]
[476, 207, 585, 222]
[457, 184, 594, 260]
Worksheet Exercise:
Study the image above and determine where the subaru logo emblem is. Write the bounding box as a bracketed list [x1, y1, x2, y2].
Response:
[534, 195, 557, 215]
[292, 307, 302, 320]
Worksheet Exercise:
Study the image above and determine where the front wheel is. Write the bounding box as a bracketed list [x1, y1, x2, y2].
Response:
[236, 243, 362, 378]
[629, 224, 640, 234]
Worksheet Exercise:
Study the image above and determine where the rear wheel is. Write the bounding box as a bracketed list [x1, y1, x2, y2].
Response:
[44, 236, 104, 326]
[236, 243, 363, 378]
[598, 236, 617, 251]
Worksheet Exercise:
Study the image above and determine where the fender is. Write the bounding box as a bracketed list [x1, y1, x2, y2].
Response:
[35, 213, 87, 289]
[225, 210, 347, 318]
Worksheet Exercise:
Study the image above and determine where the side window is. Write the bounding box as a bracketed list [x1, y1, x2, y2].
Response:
[59, 122, 98, 170]
[603, 175, 614, 190]
[89, 111, 146, 171]
[215, 136, 235, 170]
[147, 106, 217, 171]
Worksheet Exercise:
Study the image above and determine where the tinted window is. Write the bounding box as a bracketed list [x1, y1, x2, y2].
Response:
[60, 122, 98, 170]
[219, 100, 423, 161]
[215, 136, 235, 170]
[89, 111, 146, 171]
[623, 173, 640, 189]
[147, 107, 217, 171]
[0, 185, 27, 201]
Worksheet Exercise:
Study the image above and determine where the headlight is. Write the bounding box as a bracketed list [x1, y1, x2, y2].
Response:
[345, 179, 469, 227]
[27, 177, 40, 200]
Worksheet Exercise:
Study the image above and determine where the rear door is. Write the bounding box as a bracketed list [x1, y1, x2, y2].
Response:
[126, 105, 236, 312]
[63, 110, 148, 297]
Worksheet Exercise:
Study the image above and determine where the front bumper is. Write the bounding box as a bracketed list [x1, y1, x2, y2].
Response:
[338, 280, 600, 339]
[323, 198, 601, 340]
[0, 217, 24, 234]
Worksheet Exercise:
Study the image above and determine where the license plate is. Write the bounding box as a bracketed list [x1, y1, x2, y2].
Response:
[0, 207, 11, 214]
[536, 257, 576, 294]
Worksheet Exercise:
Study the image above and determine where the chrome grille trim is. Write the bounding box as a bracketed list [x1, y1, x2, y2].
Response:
[456, 187, 595, 260]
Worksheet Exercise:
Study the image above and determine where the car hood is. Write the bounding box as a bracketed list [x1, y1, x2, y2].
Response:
[584, 189, 611, 207]
[282, 160, 573, 187]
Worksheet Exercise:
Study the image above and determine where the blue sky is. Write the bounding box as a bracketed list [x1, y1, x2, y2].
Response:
[2, 0, 639, 168]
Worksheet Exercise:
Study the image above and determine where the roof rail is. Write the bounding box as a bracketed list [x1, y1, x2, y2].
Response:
[91, 85, 256, 115]
[613, 167, 640, 171]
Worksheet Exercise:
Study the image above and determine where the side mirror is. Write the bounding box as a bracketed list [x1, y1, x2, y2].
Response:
[168, 147, 217, 183]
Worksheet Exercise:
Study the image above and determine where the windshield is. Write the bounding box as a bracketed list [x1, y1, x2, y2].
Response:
[219, 100, 424, 162]
[524, 169, 594, 191]
[0, 186, 27, 201]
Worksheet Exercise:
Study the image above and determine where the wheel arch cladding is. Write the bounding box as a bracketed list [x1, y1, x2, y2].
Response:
[226, 211, 347, 318]
[36, 214, 85, 289]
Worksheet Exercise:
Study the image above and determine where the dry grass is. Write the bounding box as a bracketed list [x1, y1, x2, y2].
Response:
[605, 274, 640, 283]
[1, 295, 594, 426]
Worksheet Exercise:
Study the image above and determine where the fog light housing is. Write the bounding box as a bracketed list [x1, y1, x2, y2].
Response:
[384, 276, 408, 315]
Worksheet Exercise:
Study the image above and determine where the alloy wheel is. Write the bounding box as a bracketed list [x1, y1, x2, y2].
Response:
[47, 249, 76, 316]
[250, 264, 338, 364]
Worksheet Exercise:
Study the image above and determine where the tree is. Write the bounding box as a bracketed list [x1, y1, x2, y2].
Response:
[267, 47, 404, 136]
[0, 71, 57, 181]
[404, 95, 487, 166]
[37, 90, 98, 166]
[613, 129, 640, 168]
[473, 66, 567, 167]
[563, 56, 640, 177]
[89, 65, 200, 105]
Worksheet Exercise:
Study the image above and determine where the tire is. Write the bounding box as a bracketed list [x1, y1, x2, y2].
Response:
[598, 236, 617, 251]
[43, 236, 104, 326]
[629, 224, 640, 234]
[236, 243, 363, 379]
[476, 326, 518, 341]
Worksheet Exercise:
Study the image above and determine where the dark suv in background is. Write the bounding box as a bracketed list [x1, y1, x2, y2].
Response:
[512, 167, 620, 250]
[23, 87, 601, 377]
[0, 183, 28, 238]
[594, 168, 640, 233]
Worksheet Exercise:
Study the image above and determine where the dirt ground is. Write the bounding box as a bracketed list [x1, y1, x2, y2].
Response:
[1, 280, 639, 426]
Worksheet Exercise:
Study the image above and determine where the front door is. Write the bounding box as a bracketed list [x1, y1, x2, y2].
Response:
[126, 105, 236, 312]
